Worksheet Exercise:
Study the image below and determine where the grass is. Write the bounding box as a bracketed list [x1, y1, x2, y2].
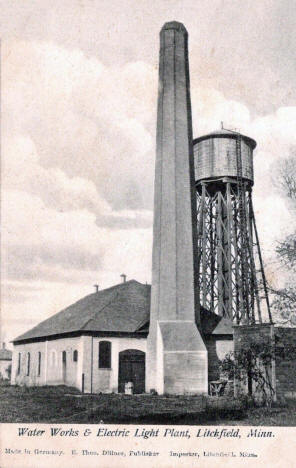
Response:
[0, 384, 296, 425]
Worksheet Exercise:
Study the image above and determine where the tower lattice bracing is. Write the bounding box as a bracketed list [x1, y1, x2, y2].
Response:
[194, 129, 272, 325]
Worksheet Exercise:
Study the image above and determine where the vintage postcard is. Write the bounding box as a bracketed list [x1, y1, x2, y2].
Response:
[1, 1, 296, 467]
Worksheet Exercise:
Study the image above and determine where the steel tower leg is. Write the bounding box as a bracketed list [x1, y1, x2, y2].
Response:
[196, 181, 272, 324]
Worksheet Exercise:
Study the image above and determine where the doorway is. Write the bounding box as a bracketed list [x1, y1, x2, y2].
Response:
[118, 349, 145, 394]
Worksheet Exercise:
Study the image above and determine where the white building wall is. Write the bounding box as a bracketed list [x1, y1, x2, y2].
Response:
[0, 360, 12, 380]
[11, 349, 17, 385]
[91, 336, 146, 393]
[216, 339, 233, 360]
[12, 341, 47, 386]
[12, 336, 82, 388]
[80, 335, 92, 393]
[155, 322, 164, 395]
[11, 335, 147, 393]
[46, 336, 81, 387]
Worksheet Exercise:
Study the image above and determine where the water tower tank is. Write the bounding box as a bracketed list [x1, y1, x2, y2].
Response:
[192, 127, 271, 325]
[193, 129, 256, 184]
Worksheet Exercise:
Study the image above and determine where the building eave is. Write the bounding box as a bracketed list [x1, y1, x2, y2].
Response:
[12, 329, 148, 345]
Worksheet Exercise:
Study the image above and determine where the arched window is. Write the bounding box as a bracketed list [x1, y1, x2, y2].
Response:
[98, 341, 111, 369]
[73, 350, 78, 362]
[17, 353, 21, 375]
[37, 352, 41, 376]
[27, 352, 30, 376]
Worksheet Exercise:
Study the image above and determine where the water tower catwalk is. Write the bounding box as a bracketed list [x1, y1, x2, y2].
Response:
[194, 128, 272, 324]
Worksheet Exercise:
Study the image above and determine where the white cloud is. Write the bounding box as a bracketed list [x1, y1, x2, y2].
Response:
[3, 39, 155, 211]
[1, 187, 153, 341]
[2, 33, 296, 344]
[3, 134, 112, 214]
[192, 86, 296, 276]
[191, 86, 251, 135]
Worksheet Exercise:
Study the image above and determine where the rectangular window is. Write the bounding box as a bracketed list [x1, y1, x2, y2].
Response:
[38, 352, 41, 376]
[73, 350, 78, 362]
[27, 352, 30, 376]
[17, 353, 21, 375]
[98, 341, 111, 369]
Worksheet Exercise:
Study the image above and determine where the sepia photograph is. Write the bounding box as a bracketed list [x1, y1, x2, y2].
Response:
[1, 1, 296, 467]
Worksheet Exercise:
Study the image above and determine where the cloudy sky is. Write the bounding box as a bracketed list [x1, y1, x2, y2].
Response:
[1, 0, 296, 345]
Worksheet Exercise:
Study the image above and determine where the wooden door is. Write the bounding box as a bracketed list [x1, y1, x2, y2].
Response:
[118, 349, 145, 394]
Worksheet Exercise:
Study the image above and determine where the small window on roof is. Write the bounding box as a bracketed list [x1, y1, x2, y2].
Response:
[73, 350, 78, 362]
[98, 341, 111, 369]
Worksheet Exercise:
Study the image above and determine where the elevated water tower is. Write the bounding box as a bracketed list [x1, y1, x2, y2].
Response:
[193, 127, 272, 324]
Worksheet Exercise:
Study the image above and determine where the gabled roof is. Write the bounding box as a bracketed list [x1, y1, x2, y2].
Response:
[13, 280, 150, 343]
[0, 348, 12, 360]
[13, 280, 233, 343]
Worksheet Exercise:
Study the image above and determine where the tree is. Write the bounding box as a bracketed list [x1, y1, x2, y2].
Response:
[220, 336, 296, 406]
[270, 156, 296, 325]
[269, 282, 296, 326]
[220, 343, 275, 406]
[275, 156, 296, 202]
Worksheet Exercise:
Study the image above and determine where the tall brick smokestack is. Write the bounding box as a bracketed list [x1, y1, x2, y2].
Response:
[146, 22, 208, 394]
